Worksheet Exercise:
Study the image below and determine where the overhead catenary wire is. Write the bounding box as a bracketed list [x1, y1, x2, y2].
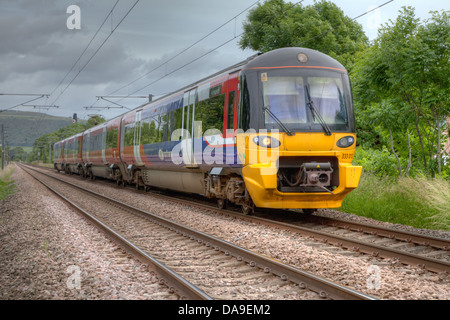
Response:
[50, 0, 140, 106]
[298, 0, 395, 46]
[121, 0, 394, 102]
[106, 0, 263, 98]
[49, 0, 121, 98]
[104, 0, 308, 106]
[82, 0, 263, 119]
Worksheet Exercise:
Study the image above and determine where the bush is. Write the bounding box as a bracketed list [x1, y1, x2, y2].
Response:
[341, 172, 450, 230]
[352, 146, 399, 178]
[0, 165, 15, 201]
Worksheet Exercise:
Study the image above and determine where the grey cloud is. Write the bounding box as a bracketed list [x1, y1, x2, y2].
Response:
[0, 0, 257, 119]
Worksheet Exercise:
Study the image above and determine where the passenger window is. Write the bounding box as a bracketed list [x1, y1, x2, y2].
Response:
[227, 91, 235, 130]
[172, 108, 183, 140]
[124, 123, 135, 147]
[195, 94, 225, 134]
[106, 129, 118, 149]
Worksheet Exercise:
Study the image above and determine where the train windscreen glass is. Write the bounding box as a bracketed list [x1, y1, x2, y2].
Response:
[262, 69, 351, 132]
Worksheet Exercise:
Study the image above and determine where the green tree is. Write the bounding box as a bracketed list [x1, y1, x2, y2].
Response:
[9, 147, 28, 162]
[86, 115, 106, 129]
[353, 7, 450, 177]
[239, 0, 368, 68]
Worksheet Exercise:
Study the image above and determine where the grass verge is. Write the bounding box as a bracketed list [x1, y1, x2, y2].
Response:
[0, 164, 16, 201]
[340, 172, 450, 231]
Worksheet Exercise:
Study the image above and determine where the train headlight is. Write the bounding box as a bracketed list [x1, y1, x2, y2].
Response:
[337, 136, 355, 148]
[297, 53, 308, 64]
[253, 136, 280, 148]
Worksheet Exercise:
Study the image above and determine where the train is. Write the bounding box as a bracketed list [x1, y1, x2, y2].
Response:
[53, 47, 362, 214]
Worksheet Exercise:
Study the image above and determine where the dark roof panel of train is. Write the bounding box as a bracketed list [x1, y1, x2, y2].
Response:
[243, 47, 347, 71]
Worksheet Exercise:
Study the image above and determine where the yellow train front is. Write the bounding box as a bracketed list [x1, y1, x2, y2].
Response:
[235, 47, 362, 213]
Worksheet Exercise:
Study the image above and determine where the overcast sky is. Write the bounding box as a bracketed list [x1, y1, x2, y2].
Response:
[0, 0, 448, 123]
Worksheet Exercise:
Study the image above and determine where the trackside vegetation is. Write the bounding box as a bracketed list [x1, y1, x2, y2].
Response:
[339, 147, 449, 230]
[0, 164, 15, 201]
[340, 170, 450, 231]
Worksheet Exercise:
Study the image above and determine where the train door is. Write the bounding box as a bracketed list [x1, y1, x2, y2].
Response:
[134, 110, 143, 165]
[84, 131, 90, 163]
[181, 88, 197, 167]
[101, 124, 107, 164]
[226, 72, 239, 134]
[225, 72, 239, 165]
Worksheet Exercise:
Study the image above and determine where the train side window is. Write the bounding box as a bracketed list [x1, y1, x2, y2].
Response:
[195, 94, 225, 134]
[161, 111, 171, 142]
[92, 135, 96, 151]
[184, 104, 193, 138]
[86, 135, 91, 152]
[156, 114, 165, 143]
[172, 108, 183, 140]
[227, 91, 235, 130]
[141, 114, 164, 144]
[124, 123, 135, 147]
[106, 128, 118, 149]
[167, 111, 175, 141]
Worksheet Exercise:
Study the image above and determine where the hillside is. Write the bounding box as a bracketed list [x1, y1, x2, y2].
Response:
[0, 110, 78, 147]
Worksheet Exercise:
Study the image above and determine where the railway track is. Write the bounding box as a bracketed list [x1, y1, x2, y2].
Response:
[29, 164, 450, 274]
[165, 198, 450, 274]
[20, 164, 375, 300]
[138, 183, 450, 274]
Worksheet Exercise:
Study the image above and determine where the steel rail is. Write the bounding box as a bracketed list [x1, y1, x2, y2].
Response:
[22, 164, 375, 300]
[301, 214, 450, 250]
[21, 165, 212, 300]
[135, 189, 450, 274]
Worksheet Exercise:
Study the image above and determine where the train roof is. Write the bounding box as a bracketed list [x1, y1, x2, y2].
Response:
[244, 47, 347, 71]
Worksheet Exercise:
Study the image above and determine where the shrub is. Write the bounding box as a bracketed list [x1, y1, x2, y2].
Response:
[0, 165, 15, 201]
[341, 172, 449, 231]
[352, 147, 400, 178]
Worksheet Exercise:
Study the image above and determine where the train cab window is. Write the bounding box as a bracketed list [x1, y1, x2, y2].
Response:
[260, 69, 352, 133]
[308, 77, 348, 125]
[263, 76, 307, 125]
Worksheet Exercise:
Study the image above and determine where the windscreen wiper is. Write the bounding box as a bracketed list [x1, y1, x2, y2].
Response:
[263, 106, 295, 136]
[305, 85, 332, 136]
